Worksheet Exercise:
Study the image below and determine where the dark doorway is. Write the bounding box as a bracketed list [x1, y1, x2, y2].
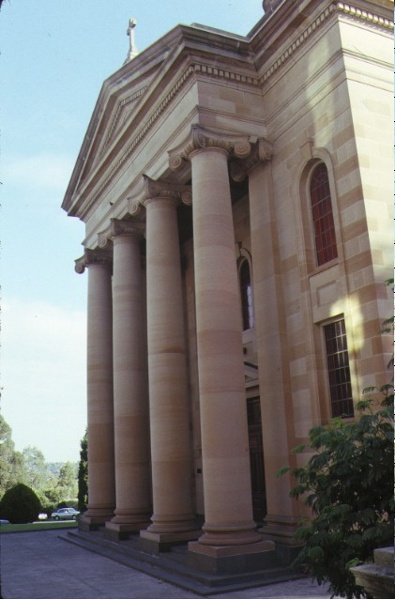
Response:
[247, 397, 266, 524]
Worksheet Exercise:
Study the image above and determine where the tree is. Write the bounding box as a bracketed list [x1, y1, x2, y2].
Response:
[0, 483, 41, 523]
[22, 446, 49, 492]
[0, 414, 25, 498]
[57, 462, 78, 500]
[38, 486, 63, 516]
[77, 430, 88, 511]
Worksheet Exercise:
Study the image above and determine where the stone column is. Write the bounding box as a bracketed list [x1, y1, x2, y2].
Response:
[139, 177, 199, 552]
[169, 126, 274, 571]
[75, 249, 115, 529]
[99, 220, 152, 540]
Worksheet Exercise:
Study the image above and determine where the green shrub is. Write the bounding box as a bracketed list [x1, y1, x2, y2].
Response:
[280, 391, 394, 598]
[0, 483, 41, 524]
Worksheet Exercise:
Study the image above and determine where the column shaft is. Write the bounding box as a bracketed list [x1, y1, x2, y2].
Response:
[108, 232, 151, 536]
[84, 260, 115, 525]
[190, 147, 261, 547]
[142, 196, 198, 544]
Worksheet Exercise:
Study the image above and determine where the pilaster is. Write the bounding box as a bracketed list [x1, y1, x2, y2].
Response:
[248, 161, 302, 546]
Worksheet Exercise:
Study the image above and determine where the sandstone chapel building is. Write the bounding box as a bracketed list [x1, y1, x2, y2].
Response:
[62, 0, 393, 577]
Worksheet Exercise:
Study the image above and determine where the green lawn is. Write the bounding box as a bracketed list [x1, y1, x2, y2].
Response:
[0, 520, 79, 533]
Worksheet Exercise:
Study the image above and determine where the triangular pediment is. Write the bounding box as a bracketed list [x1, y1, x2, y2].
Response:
[75, 54, 171, 188]
[96, 84, 148, 160]
[62, 23, 254, 216]
[64, 28, 186, 205]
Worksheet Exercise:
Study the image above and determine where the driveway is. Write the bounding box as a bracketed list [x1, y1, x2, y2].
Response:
[1, 530, 334, 599]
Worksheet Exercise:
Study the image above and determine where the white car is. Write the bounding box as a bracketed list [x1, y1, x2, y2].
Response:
[51, 508, 80, 521]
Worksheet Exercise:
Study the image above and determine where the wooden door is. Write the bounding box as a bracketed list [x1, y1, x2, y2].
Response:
[247, 397, 266, 523]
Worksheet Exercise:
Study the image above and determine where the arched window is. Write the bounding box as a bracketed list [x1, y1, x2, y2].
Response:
[240, 258, 254, 330]
[310, 163, 338, 266]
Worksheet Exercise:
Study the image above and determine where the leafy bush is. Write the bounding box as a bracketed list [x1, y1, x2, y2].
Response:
[0, 483, 41, 524]
[280, 388, 394, 599]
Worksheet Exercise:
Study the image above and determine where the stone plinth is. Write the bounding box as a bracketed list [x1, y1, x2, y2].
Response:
[351, 547, 395, 599]
[139, 528, 201, 554]
[79, 515, 108, 532]
[105, 520, 151, 541]
[188, 539, 276, 575]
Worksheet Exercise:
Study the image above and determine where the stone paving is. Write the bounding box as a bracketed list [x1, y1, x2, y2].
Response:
[1, 530, 334, 599]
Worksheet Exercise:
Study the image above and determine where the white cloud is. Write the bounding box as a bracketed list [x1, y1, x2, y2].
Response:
[4, 153, 75, 193]
[1, 297, 87, 463]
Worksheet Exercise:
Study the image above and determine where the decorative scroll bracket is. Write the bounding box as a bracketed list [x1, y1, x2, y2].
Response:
[168, 125, 254, 172]
[142, 174, 192, 206]
[97, 218, 146, 248]
[74, 248, 113, 274]
[229, 138, 273, 182]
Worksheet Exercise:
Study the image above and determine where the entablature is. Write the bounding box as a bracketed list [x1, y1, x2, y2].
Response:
[250, 0, 393, 82]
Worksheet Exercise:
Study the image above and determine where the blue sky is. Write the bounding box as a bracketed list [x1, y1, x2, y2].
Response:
[1, 0, 264, 463]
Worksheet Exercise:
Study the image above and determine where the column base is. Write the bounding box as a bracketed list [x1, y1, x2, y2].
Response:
[105, 520, 151, 541]
[79, 513, 113, 532]
[139, 528, 201, 553]
[188, 539, 276, 575]
[259, 514, 302, 545]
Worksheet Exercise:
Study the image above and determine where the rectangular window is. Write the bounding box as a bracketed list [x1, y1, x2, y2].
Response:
[323, 318, 354, 418]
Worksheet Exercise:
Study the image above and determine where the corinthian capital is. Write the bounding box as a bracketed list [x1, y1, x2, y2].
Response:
[168, 125, 253, 171]
[98, 218, 145, 248]
[74, 248, 113, 274]
[230, 138, 273, 182]
[142, 175, 192, 206]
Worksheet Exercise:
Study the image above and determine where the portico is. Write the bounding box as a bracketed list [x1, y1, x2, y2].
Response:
[74, 123, 276, 570]
[63, 0, 393, 581]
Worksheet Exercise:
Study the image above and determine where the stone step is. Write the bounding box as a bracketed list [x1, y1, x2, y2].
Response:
[60, 529, 303, 596]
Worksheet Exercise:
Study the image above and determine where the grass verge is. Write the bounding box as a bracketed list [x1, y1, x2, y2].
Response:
[0, 520, 79, 533]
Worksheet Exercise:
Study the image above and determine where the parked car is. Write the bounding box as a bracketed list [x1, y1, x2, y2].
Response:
[51, 508, 80, 521]
[0, 519, 10, 525]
